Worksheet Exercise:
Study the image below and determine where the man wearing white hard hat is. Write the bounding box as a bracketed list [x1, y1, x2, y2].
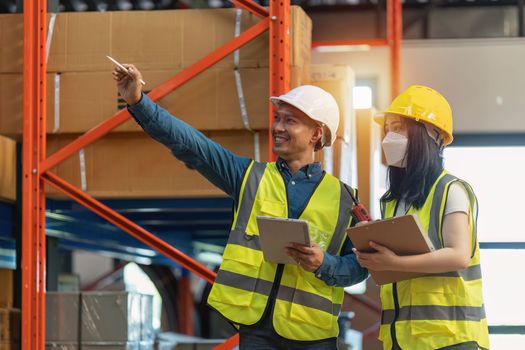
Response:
[113, 64, 368, 349]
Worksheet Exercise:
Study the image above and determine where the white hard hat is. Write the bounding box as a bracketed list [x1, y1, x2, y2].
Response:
[270, 85, 340, 148]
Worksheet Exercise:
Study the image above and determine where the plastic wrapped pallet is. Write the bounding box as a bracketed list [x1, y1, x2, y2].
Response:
[140, 295, 153, 342]
[45, 343, 78, 350]
[156, 333, 224, 350]
[45, 292, 80, 342]
[81, 343, 139, 350]
[138, 341, 153, 350]
[81, 292, 142, 343]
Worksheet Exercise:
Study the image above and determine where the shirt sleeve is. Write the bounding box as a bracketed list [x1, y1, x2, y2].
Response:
[444, 182, 470, 216]
[314, 238, 369, 287]
[127, 93, 251, 202]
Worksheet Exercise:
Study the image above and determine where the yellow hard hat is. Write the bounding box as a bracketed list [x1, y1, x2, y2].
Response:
[375, 85, 453, 145]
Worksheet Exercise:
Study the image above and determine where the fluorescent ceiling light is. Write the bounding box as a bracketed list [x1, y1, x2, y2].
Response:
[314, 45, 371, 53]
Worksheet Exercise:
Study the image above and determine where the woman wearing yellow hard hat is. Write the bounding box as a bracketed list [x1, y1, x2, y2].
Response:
[353, 85, 490, 349]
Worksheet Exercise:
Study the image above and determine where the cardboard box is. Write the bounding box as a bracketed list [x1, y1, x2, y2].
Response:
[0, 309, 19, 342]
[81, 292, 142, 342]
[0, 66, 306, 135]
[355, 108, 378, 210]
[310, 65, 356, 139]
[46, 130, 269, 198]
[0, 270, 13, 308]
[0, 137, 16, 202]
[315, 137, 341, 176]
[0, 7, 311, 73]
[311, 65, 357, 186]
[45, 293, 80, 342]
[0, 342, 19, 350]
[315, 137, 357, 185]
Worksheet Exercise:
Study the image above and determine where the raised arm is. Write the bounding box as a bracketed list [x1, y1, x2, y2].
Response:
[112, 64, 251, 199]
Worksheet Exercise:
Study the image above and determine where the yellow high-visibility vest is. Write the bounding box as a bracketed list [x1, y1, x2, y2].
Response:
[207, 161, 356, 341]
[379, 171, 490, 350]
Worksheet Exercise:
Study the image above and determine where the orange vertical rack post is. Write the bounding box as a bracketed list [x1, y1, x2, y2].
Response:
[21, 1, 48, 349]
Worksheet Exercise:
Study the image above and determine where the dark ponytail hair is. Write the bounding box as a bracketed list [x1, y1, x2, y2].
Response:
[382, 119, 444, 209]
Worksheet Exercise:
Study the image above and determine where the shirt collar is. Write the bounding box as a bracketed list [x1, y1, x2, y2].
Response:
[276, 157, 323, 178]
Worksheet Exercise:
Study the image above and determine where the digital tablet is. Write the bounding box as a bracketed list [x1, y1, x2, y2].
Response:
[256, 216, 311, 265]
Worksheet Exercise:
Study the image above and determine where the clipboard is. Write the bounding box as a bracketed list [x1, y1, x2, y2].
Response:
[346, 214, 436, 285]
[256, 216, 311, 264]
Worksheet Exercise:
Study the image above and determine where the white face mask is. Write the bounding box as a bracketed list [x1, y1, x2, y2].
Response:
[382, 132, 408, 168]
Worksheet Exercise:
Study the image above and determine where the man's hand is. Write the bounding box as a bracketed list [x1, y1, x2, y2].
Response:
[112, 64, 143, 105]
[285, 243, 324, 272]
[352, 241, 399, 271]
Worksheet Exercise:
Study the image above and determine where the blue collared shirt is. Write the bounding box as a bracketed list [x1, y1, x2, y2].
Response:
[128, 93, 368, 287]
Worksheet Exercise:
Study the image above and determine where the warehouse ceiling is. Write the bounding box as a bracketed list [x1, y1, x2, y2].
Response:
[0, 0, 521, 13]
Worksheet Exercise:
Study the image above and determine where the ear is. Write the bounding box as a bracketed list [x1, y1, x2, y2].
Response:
[310, 125, 323, 150]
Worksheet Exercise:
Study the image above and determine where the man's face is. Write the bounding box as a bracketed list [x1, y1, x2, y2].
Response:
[272, 103, 321, 159]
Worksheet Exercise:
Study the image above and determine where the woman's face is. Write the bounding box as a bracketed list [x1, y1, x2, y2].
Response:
[384, 114, 408, 138]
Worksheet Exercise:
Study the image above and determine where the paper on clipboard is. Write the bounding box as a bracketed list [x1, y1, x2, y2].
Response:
[347, 214, 436, 285]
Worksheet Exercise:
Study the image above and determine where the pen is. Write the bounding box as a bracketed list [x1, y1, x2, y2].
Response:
[107, 55, 146, 86]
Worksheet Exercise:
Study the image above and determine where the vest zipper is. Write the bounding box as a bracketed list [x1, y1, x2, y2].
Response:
[265, 166, 293, 321]
[390, 282, 402, 350]
[390, 200, 402, 350]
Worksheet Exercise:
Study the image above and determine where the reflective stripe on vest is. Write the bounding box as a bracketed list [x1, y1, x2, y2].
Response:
[378, 171, 489, 350]
[208, 161, 355, 341]
[381, 305, 486, 324]
[214, 267, 342, 316]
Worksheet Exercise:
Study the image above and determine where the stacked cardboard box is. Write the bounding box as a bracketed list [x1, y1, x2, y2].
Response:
[0, 270, 13, 308]
[311, 65, 357, 186]
[0, 270, 17, 349]
[0, 9, 311, 74]
[0, 7, 312, 199]
[0, 7, 311, 135]
[45, 130, 269, 198]
[0, 67, 306, 135]
[355, 108, 379, 211]
[0, 307, 20, 350]
[0, 137, 16, 202]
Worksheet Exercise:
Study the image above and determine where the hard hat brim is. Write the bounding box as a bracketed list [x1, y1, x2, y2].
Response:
[373, 112, 386, 125]
[373, 111, 454, 145]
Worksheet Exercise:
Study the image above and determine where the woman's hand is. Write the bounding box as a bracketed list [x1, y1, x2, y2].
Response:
[353, 241, 399, 271]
